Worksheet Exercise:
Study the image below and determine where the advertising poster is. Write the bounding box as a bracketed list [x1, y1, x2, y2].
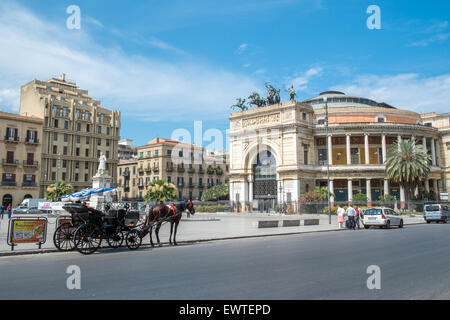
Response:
[10, 219, 47, 244]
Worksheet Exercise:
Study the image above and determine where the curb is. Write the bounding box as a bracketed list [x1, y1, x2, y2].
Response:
[0, 221, 426, 258]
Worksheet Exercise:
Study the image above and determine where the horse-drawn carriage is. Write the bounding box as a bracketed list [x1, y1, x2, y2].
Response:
[53, 197, 196, 255]
[53, 203, 141, 254]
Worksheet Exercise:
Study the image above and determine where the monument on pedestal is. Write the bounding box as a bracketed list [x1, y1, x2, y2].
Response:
[90, 152, 112, 210]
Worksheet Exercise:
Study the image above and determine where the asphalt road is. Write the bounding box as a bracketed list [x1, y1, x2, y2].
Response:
[1, 223, 450, 300]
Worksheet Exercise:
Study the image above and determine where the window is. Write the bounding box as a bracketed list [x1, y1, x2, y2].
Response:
[167, 150, 172, 156]
[62, 172, 66, 181]
[106, 140, 110, 147]
[97, 138, 101, 146]
[75, 161, 79, 169]
[85, 149, 89, 157]
[351, 148, 360, 164]
[46, 87, 51, 92]
[62, 160, 67, 168]
[318, 149, 327, 165]
[85, 162, 89, 169]
[179, 151, 183, 157]
[98, 126, 102, 134]
[107, 127, 110, 135]
[85, 174, 89, 182]
[52, 172, 56, 180]
[302, 113, 307, 121]
[54, 119, 58, 128]
[147, 151, 151, 157]
[140, 152, 143, 158]
[317, 119, 325, 125]
[86, 124, 90, 132]
[76, 109, 81, 119]
[53, 132, 58, 141]
[77, 123, 81, 131]
[86, 136, 90, 144]
[100, 114, 104, 123]
[63, 146, 68, 156]
[377, 116, 385, 123]
[75, 173, 79, 182]
[77, 93, 81, 98]
[303, 144, 309, 165]
[64, 120, 69, 129]
[76, 135, 80, 144]
[76, 148, 80, 156]
[52, 159, 57, 167]
[106, 151, 109, 158]
[61, 97, 65, 102]
[53, 146, 57, 154]
[155, 150, 159, 156]
[64, 133, 68, 142]
[424, 123, 432, 127]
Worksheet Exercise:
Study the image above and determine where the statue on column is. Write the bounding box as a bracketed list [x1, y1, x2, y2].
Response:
[97, 152, 107, 176]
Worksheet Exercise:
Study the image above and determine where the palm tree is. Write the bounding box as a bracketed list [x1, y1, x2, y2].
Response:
[385, 139, 431, 201]
[45, 182, 74, 201]
[144, 179, 178, 203]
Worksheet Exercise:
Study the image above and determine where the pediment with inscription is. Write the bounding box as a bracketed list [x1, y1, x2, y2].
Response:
[242, 113, 280, 128]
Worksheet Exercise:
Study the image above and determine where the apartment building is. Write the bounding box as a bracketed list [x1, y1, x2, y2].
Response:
[19, 74, 121, 196]
[0, 111, 43, 207]
[117, 137, 228, 201]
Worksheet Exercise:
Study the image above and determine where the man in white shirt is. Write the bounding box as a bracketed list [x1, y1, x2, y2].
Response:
[345, 205, 357, 230]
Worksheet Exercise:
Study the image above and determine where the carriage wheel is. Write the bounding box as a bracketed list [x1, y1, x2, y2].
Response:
[53, 223, 76, 251]
[73, 223, 103, 255]
[125, 230, 142, 250]
[107, 231, 124, 249]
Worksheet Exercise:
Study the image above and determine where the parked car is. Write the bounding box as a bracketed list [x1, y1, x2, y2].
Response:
[361, 207, 404, 229]
[424, 204, 450, 224]
[13, 198, 46, 215]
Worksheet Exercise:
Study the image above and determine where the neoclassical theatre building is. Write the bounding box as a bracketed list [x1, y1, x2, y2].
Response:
[229, 91, 449, 211]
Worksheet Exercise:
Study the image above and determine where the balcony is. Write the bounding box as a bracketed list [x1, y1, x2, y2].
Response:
[145, 166, 152, 173]
[2, 159, 18, 166]
[198, 168, 205, 174]
[187, 167, 195, 173]
[198, 184, 204, 189]
[188, 183, 195, 188]
[1, 181, 17, 187]
[4, 135, 19, 143]
[25, 137, 40, 145]
[22, 182, 37, 188]
[166, 167, 174, 172]
[23, 160, 39, 167]
[153, 167, 160, 173]
[138, 167, 144, 173]
[178, 182, 185, 187]
[177, 167, 185, 173]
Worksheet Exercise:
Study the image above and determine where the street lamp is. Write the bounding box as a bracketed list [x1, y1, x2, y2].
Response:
[324, 97, 331, 224]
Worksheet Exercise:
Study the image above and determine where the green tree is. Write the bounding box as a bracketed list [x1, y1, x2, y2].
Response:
[201, 183, 229, 201]
[352, 192, 368, 203]
[300, 186, 335, 202]
[45, 182, 74, 201]
[385, 139, 431, 201]
[144, 179, 178, 203]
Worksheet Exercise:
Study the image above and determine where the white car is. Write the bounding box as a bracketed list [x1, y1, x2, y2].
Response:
[362, 207, 404, 229]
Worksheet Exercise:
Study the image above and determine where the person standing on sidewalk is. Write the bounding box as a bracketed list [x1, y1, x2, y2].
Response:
[345, 204, 356, 230]
[0, 204, 4, 219]
[354, 205, 361, 229]
[7, 203, 12, 219]
[337, 204, 345, 229]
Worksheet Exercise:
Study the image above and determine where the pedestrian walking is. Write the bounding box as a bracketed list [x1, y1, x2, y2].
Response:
[354, 205, 361, 229]
[0, 204, 4, 219]
[7, 203, 12, 219]
[345, 204, 357, 230]
[337, 204, 345, 229]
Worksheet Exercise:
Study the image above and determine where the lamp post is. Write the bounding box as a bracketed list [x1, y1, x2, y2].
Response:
[324, 97, 331, 224]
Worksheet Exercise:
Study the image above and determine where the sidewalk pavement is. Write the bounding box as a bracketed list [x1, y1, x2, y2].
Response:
[0, 212, 426, 256]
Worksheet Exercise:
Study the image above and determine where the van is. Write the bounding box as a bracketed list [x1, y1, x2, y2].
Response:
[424, 204, 450, 223]
[13, 198, 46, 215]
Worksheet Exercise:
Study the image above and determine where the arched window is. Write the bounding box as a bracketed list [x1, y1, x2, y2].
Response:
[2, 194, 13, 207]
[24, 194, 33, 200]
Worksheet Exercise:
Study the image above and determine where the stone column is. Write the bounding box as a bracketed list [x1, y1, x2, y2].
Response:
[328, 135, 333, 166]
[366, 179, 372, 207]
[400, 186, 406, 209]
[330, 179, 335, 207]
[248, 176, 253, 212]
[348, 179, 353, 204]
[398, 135, 402, 150]
[346, 134, 351, 165]
[365, 134, 370, 165]
[431, 138, 437, 166]
[384, 179, 389, 196]
[425, 179, 430, 193]
[433, 179, 439, 198]
[382, 134, 387, 164]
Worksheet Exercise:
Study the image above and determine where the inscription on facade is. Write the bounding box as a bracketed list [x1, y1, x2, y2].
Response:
[242, 113, 280, 128]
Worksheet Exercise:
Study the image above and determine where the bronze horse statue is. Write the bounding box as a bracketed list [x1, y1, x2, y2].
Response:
[147, 200, 195, 247]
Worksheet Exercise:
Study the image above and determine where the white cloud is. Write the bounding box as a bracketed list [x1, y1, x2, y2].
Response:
[332, 73, 450, 114]
[237, 43, 248, 54]
[288, 67, 323, 90]
[0, 2, 260, 122]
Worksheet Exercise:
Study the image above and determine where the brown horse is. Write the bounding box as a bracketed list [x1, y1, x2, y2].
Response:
[148, 200, 195, 247]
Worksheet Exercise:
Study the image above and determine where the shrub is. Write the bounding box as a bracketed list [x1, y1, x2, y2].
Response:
[201, 183, 229, 201]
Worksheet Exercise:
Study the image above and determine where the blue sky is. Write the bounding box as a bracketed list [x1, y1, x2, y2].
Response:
[0, 0, 449, 147]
